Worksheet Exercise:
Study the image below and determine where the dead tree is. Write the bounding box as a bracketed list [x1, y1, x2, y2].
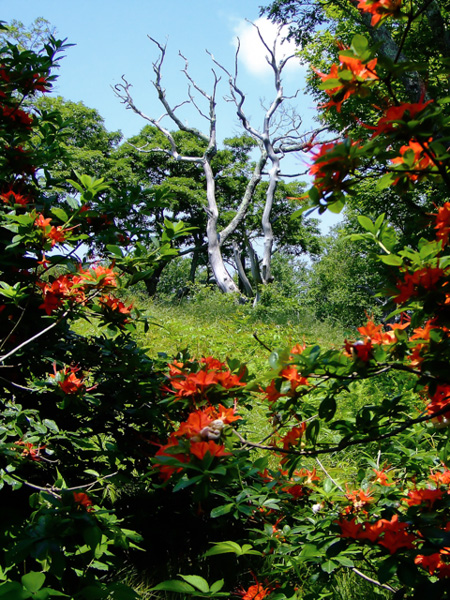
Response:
[210, 22, 323, 285]
[115, 38, 240, 294]
[115, 26, 324, 294]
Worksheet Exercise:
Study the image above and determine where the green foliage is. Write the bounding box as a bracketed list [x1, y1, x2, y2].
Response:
[4, 3, 450, 599]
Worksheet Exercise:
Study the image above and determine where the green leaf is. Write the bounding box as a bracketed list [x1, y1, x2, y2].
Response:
[21, 572, 45, 593]
[376, 172, 395, 190]
[209, 579, 225, 594]
[327, 198, 345, 213]
[210, 503, 234, 518]
[173, 475, 204, 492]
[321, 559, 339, 573]
[204, 541, 244, 557]
[357, 215, 374, 233]
[319, 79, 341, 90]
[380, 254, 403, 266]
[319, 396, 337, 421]
[42, 419, 59, 432]
[351, 34, 369, 56]
[150, 580, 196, 594]
[179, 575, 209, 593]
[51, 207, 68, 222]
[106, 245, 124, 258]
[0, 582, 24, 598]
[378, 555, 398, 584]
[306, 420, 320, 446]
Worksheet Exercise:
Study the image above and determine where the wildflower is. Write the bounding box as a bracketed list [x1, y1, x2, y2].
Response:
[50, 365, 85, 395]
[313, 54, 378, 112]
[391, 138, 436, 182]
[73, 492, 93, 510]
[344, 339, 373, 362]
[1, 188, 30, 206]
[239, 583, 271, 600]
[35, 213, 52, 228]
[434, 202, 450, 246]
[345, 487, 375, 510]
[357, 0, 402, 26]
[47, 226, 66, 247]
[429, 469, 450, 486]
[373, 468, 392, 486]
[14, 441, 46, 461]
[403, 487, 444, 508]
[309, 140, 362, 199]
[281, 423, 307, 450]
[1, 105, 33, 128]
[338, 516, 364, 538]
[189, 440, 231, 460]
[370, 98, 433, 138]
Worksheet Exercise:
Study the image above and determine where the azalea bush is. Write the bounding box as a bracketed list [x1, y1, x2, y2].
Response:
[0, 23, 193, 600]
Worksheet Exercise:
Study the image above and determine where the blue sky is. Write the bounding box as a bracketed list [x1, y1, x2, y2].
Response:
[2, 1, 341, 231]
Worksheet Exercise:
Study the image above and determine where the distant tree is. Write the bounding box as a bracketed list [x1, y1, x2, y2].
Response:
[0, 17, 57, 50]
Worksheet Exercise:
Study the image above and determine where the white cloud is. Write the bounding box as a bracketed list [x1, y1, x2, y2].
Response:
[232, 17, 302, 77]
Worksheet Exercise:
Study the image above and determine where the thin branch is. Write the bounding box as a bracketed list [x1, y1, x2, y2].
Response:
[0, 310, 69, 363]
[315, 457, 344, 492]
[351, 567, 397, 593]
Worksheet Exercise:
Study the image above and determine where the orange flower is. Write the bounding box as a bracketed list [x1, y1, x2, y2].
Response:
[415, 548, 450, 578]
[377, 529, 416, 553]
[394, 266, 446, 304]
[240, 583, 271, 600]
[50, 365, 85, 395]
[73, 492, 93, 510]
[189, 440, 231, 460]
[338, 516, 363, 538]
[280, 366, 309, 389]
[344, 339, 373, 362]
[434, 202, 450, 246]
[403, 487, 444, 508]
[14, 441, 46, 461]
[370, 98, 433, 137]
[373, 468, 392, 486]
[430, 469, 450, 485]
[264, 380, 283, 404]
[38, 273, 86, 314]
[99, 294, 133, 316]
[48, 225, 66, 247]
[313, 54, 378, 112]
[80, 264, 118, 288]
[357, 0, 402, 26]
[345, 487, 375, 510]
[281, 423, 307, 450]
[391, 138, 435, 182]
[170, 370, 218, 398]
[1, 188, 30, 206]
[153, 437, 190, 481]
[309, 140, 363, 199]
[35, 213, 52, 228]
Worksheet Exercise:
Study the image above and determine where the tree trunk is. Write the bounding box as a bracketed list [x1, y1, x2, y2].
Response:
[203, 158, 240, 294]
[144, 260, 167, 296]
[233, 241, 253, 296]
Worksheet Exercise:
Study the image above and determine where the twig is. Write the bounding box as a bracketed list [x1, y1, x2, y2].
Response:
[351, 567, 397, 593]
[253, 332, 272, 352]
[0, 310, 69, 363]
[315, 457, 344, 492]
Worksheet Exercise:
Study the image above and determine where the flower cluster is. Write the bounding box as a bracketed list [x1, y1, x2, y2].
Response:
[357, 0, 402, 26]
[38, 265, 119, 315]
[153, 403, 239, 480]
[313, 53, 378, 112]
